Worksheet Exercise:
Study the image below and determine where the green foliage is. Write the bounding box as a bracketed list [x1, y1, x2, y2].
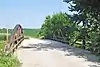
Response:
[0, 50, 20, 67]
[0, 28, 20, 67]
[38, 12, 78, 44]
[88, 32, 100, 55]
[0, 40, 20, 67]
[64, 0, 100, 55]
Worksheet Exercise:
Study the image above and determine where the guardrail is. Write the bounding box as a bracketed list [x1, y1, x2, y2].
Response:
[4, 24, 24, 55]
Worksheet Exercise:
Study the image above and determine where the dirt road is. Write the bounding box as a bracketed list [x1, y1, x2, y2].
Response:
[15, 38, 100, 67]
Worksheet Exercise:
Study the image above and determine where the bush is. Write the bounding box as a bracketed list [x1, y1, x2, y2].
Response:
[38, 12, 77, 44]
[0, 50, 20, 67]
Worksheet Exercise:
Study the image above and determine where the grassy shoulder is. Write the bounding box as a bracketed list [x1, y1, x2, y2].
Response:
[0, 52, 20, 67]
[0, 28, 40, 66]
[0, 40, 20, 67]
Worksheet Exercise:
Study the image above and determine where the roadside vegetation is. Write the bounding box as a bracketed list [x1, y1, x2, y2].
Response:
[0, 28, 40, 66]
[0, 0, 100, 64]
[0, 40, 20, 67]
[0, 31, 20, 67]
[0, 28, 40, 67]
[0, 28, 41, 67]
[0, 51, 20, 67]
[38, 0, 100, 56]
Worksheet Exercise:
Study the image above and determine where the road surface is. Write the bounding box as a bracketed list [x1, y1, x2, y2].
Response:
[15, 38, 100, 67]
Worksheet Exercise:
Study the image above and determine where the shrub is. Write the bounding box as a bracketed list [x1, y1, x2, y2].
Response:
[0, 50, 20, 67]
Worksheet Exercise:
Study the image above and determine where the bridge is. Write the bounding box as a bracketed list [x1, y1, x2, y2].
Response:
[3, 24, 100, 67]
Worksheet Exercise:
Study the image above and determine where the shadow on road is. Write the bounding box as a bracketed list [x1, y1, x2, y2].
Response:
[20, 39, 100, 67]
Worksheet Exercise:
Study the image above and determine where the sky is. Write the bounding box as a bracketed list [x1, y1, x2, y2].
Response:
[0, 0, 70, 28]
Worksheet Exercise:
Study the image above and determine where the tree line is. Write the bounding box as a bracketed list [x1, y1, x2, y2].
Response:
[38, 0, 100, 55]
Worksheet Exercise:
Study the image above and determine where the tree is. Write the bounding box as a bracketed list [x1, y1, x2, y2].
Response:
[64, 0, 100, 54]
[38, 12, 77, 44]
[64, 0, 100, 30]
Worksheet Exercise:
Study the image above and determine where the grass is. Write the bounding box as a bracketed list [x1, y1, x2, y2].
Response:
[0, 31, 20, 67]
[0, 28, 40, 38]
[0, 41, 20, 67]
[24, 28, 40, 38]
[0, 28, 40, 67]
[0, 50, 20, 67]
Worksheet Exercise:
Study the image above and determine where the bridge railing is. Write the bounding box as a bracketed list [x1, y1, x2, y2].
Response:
[4, 24, 24, 55]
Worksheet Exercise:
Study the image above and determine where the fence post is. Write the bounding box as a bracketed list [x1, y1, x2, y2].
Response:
[6, 28, 8, 42]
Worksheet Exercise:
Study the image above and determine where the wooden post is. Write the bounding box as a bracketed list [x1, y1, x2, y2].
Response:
[6, 28, 8, 42]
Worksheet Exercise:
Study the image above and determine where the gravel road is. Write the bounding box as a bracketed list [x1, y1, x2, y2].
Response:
[15, 38, 100, 67]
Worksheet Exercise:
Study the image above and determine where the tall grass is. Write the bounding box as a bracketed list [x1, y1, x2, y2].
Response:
[0, 50, 20, 67]
[0, 28, 40, 67]
[0, 33, 20, 67]
[0, 41, 20, 67]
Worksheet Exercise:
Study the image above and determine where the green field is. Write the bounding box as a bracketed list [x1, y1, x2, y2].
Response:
[24, 29, 40, 38]
[0, 28, 40, 38]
